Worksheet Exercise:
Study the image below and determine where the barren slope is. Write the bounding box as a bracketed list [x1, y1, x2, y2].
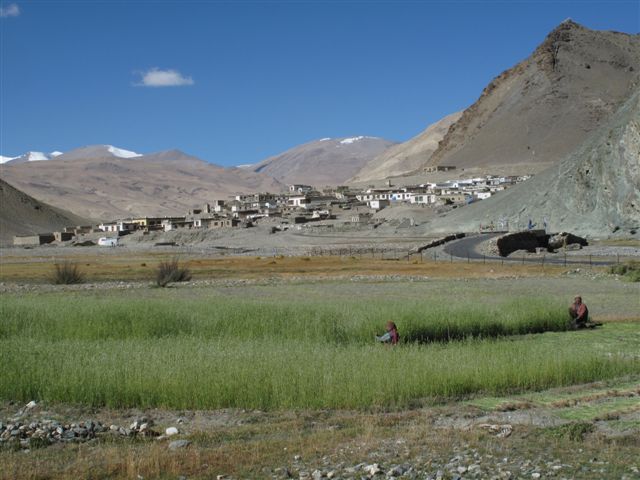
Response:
[350, 112, 462, 182]
[422, 90, 640, 238]
[425, 20, 640, 174]
[0, 178, 90, 245]
[252, 137, 396, 186]
[1, 149, 284, 221]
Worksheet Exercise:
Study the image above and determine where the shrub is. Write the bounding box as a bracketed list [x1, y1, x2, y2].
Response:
[609, 261, 640, 282]
[156, 258, 191, 287]
[545, 422, 595, 441]
[51, 261, 84, 284]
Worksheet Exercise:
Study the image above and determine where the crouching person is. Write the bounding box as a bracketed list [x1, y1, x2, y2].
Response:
[569, 295, 589, 329]
[376, 321, 400, 345]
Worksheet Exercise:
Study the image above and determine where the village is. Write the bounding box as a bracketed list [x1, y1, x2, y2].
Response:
[13, 171, 532, 246]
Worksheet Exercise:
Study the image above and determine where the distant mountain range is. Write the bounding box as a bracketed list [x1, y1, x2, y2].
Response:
[248, 136, 396, 186]
[1, 145, 284, 220]
[0, 151, 63, 164]
[349, 113, 462, 183]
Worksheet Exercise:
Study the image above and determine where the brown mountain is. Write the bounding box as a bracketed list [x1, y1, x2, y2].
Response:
[0, 178, 90, 245]
[250, 136, 396, 186]
[422, 89, 640, 238]
[350, 112, 462, 182]
[1, 147, 284, 221]
[423, 20, 640, 174]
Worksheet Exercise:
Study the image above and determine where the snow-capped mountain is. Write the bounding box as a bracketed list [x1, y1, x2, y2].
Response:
[2, 147, 284, 220]
[0, 145, 143, 164]
[54, 145, 142, 161]
[106, 145, 142, 158]
[0, 151, 62, 165]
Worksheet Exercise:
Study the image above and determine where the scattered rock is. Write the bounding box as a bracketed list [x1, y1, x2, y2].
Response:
[478, 423, 513, 438]
[168, 439, 191, 450]
[365, 463, 382, 476]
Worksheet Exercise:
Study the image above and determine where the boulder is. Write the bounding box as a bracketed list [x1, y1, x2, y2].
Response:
[168, 439, 191, 450]
[548, 232, 588, 250]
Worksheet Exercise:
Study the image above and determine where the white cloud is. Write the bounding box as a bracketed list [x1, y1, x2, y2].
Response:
[0, 3, 20, 18]
[135, 68, 194, 87]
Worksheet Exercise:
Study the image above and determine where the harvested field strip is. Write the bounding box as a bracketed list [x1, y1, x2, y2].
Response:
[555, 397, 640, 421]
[1, 335, 639, 409]
[465, 377, 640, 411]
[547, 386, 640, 407]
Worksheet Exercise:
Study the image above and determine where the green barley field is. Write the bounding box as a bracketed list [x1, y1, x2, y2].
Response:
[1, 278, 639, 409]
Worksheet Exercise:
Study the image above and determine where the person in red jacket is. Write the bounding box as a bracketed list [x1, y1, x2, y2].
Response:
[376, 321, 400, 345]
[569, 296, 589, 328]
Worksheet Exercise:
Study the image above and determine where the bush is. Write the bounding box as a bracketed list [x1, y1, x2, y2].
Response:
[545, 422, 595, 441]
[156, 258, 191, 287]
[609, 261, 640, 282]
[51, 261, 84, 284]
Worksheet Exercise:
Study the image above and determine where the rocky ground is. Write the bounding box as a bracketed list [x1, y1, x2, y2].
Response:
[2, 377, 639, 479]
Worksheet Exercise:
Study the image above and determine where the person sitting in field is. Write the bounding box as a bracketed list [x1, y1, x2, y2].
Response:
[376, 321, 400, 345]
[569, 295, 589, 329]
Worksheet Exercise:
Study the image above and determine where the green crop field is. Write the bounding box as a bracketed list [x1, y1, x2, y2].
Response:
[2, 279, 639, 410]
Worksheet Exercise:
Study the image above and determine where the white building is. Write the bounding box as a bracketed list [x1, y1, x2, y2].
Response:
[98, 237, 118, 247]
[369, 199, 390, 210]
[409, 193, 437, 205]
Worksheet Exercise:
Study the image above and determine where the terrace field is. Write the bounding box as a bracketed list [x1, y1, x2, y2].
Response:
[0, 257, 638, 479]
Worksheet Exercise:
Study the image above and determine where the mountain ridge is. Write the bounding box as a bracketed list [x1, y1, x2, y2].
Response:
[251, 136, 396, 186]
[422, 20, 640, 173]
[1, 148, 283, 220]
[421, 89, 640, 238]
[349, 112, 462, 183]
[0, 178, 91, 245]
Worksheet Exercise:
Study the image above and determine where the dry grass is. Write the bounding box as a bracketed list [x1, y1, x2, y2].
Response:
[1, 404, 638, 480]
[0, 252, 577, 283]
[594, 239, 640, 247]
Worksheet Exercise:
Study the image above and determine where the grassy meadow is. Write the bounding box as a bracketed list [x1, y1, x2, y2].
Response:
[2, 279, 639, 410]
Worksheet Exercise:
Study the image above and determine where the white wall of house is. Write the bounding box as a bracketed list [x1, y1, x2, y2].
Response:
[288, 196, 309, 207]
[98, 237, 118, 246]
[369, 199, 390, 210]
[409, 194, 436, 204]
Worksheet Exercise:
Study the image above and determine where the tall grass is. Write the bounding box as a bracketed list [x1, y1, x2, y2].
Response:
[0, 294, 570, 344]
[1, 291, 638, 409]
[610, 261, 640, 282]
[1, 337, 637, 410]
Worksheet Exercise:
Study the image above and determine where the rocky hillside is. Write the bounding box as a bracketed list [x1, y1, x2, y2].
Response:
[0, 178, 90, 245]
[250, 136, 396, 186]
[422, 90, 640, 238]
[423, 20, 640, 175]
[1, 147, 284, 221]
[350, 112, 462, 183]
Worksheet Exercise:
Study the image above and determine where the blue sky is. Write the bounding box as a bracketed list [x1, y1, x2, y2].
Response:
[1, 0, 638, 166]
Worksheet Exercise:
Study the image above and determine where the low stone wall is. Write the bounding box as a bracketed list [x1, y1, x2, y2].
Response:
[416, 233, 466, 253]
